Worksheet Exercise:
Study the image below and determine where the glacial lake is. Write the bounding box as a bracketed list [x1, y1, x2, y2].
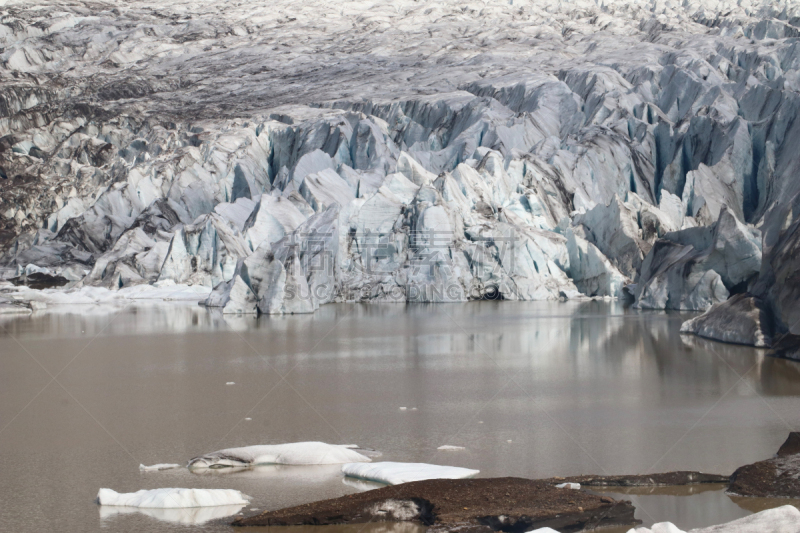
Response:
[1, 301, 799, 532]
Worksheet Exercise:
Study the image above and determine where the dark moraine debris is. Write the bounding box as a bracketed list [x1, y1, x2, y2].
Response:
[9, 272, 69, 290]
[729, 432, 800, 498]
[232, 477, 638, 532]
[549, 471, 730, 487]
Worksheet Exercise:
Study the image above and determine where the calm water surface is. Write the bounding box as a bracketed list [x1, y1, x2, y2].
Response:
[1, 301, 800, 532]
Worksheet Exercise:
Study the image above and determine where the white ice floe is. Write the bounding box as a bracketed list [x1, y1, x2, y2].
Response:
[187, 442, 372, 469]
[342, 462, 479, 485]
[555, 482, 581, 489]
[99, 503, 246, 525]
[626, 505, 800, 533]
[139, 463, 182, 472]
[526, 529, 561, 533]
[225, 382, 235, 385]
[437, 445, 466, 451]
[96, 488, 250, 508]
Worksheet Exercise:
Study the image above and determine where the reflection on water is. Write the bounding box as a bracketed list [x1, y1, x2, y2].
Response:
[1, 301, 799, 533]
[595, 485, 800, 532]
[98, 503, 246, 525]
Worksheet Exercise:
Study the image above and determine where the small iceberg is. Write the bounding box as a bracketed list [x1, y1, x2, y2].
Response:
[555, 482, 580, 489]
[139, 463, 182, 472]
[187, 441, 372, 469]
[342, 462, 479, 485]
[437, 445, 465, 451]
[99, 503, 246, 525]
[97, 487, 249, 508]
[626, 504, 800, 532]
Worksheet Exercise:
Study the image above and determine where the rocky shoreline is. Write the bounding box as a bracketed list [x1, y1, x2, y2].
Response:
[729, 433, 800, 499]
[232, 477, 638, 532]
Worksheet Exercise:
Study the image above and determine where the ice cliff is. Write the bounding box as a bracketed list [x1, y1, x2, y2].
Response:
[2, 0, 800, 351]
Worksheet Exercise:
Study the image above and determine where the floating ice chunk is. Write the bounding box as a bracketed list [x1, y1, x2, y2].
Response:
[97, 488, 249, 508]
[99, 502, 246, 525]
[399, 407, 407, 410]
[244, 418, 252, 421]
[139, 463, 181, 471]
[555, 482, 580, 489]
[437, 445, 465, 451]
[342, 476, 384, 492]
[188, 442, 372, 469]
[626, 504, 800, 532]
[226, 382, 235, 385]
[526, 528, 561, 533]
[342, 462, 479, 485]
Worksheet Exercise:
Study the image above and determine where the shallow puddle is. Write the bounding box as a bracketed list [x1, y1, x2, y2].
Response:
[1, 301, 799, 532]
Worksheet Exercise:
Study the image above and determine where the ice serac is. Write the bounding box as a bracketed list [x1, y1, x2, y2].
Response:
[2, 0, 800, 322]
[572, 196, 650, 280]
[749, 192, 800, 355]
[342, 462, 480, 485]
[187, 442, 372, 468]
[635, 207, 761, 311]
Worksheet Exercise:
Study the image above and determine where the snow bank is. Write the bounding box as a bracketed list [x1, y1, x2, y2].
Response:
[626, 505, 800, 532]
[139, 463, 182, 471]
[96, 488, 249, 508]
[342, 462, 480, 485]
[555, 482, 581, 489]
[187, 441, 372, 469]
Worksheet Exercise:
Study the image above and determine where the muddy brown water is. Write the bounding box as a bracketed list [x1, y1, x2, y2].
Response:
[1, 300, 799, 532]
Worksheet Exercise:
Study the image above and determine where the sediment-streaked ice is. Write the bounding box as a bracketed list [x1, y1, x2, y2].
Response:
[96, 487, 250, 508]
[187, 441, 372, 469]
[342, 462, 479, 485]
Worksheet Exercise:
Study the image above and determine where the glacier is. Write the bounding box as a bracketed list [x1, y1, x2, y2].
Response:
[1, 0, 800, 351]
